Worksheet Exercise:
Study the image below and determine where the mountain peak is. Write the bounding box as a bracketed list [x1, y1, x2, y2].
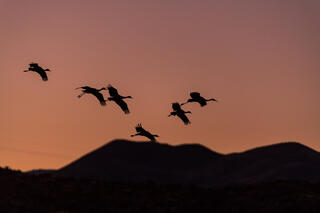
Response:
[242, 141, 318, 156]
[57, 140, 320, 185]
[105, 139, 221, 155]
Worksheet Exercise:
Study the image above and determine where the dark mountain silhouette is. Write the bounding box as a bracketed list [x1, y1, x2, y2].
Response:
[25, 169, 55, 175]
[57, 140, 320, 186]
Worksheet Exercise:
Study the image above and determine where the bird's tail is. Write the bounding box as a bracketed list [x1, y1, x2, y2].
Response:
[184, 120, 191, 125]
[200, 102, 207, 107]
[100, 100, 107, 106]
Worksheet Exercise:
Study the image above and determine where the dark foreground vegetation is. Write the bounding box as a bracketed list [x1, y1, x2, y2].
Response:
[1, 167, 320, 213]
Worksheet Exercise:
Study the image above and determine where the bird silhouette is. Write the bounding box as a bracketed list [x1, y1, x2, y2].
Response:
[23, 62, 51, 81]
[168, 102, 192, 125]
[181, 92, 217, 107]
[107, 85, 132, 114]
[76, 86, 107, 106]
[130, 123, 159, 142]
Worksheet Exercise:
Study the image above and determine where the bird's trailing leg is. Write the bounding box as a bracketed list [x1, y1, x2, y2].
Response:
[207, 98, 217, 102]
[130, 133, 140, 137]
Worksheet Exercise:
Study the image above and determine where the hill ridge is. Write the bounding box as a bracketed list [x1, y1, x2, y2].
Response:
[57, 139, 320, 186]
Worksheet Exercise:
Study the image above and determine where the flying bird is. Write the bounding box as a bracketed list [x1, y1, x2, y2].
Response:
[107, 85, 132, 114]
[168, 102, 192, 125]
[76, 86, 107, 106]
[23, 62, 51, 81]
[130, 123, 159, 142]
[181, 92, 217, 107]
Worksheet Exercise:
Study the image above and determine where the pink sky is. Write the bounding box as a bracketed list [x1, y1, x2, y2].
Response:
[0, 0, 319, 171]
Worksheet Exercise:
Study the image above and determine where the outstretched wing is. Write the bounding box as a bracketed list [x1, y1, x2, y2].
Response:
[36, 70, 48, 81]
[115, 98, 129, 114]
[172, 102, 181, 111]
[169, 111, 177, 116]
[29, 63, 39, 68]
[92, 92, 106, 106]
[178, 113, 191, 125]
[107, 85, 119, 97]
[190, 92, 201, 99]
[145, 132, 157, 141]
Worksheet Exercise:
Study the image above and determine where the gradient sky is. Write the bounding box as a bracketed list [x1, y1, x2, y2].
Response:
[1, 0, 319, 171]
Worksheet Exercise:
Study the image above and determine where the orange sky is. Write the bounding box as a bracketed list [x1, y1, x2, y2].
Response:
[1, 0, 319, 171]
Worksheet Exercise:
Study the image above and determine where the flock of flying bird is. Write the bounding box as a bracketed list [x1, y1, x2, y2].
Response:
[24, 63, 218, 142]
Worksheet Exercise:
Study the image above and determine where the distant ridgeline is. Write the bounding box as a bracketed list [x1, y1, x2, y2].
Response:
[56, 140, 320, 186]
[0, 166, 22, 175]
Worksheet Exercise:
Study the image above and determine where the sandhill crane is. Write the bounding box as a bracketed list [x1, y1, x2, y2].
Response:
[107, 85, 132, 114]
[168, 102, 192, 125]
[130, 123, 159, 142]
[76, 86, 107, 106]
[181, 92, 217, 107]
[23, 62, 51, 81]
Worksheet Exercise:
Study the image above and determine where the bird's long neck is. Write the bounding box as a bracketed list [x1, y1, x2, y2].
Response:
[122, 96, 132, 99]
[181, 99, 192, 105]
[206, 98, 217, 102]
[44, 69, 50, 71]
[98, 88, 105, 91]
[185, 111, 192, 114]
